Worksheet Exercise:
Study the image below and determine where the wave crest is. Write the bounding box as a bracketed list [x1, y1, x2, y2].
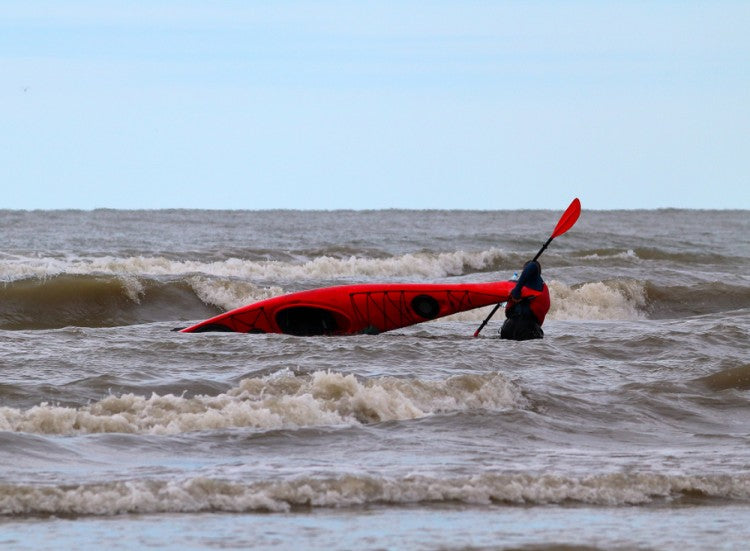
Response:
[0, 249, 508, 284]
[549, 279, 647, 321]
[2, 472, 747, 516]
[0, 370, 527, 435]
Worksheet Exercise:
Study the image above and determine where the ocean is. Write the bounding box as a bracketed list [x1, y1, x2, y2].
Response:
[0, 208, 748, 550]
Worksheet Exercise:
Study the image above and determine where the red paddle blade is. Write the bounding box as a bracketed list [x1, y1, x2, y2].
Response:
[551, 198, 581, 238]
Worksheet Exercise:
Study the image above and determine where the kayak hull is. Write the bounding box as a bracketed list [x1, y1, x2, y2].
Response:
[180, 281, 515, 336]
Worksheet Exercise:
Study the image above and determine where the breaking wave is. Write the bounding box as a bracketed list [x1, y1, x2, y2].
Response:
[549, 279, 647, 321]
[0, 249, 508, 284]
[2, 472, 748, 516]
[0, 274, 276, 329]
[2, 248, 747, 329]
[0, 370, 527, 435]
[3, 273, 744, 329]
[438, 279, 647, 323]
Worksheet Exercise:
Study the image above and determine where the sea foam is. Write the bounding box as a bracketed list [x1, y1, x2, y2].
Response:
[0, 370, 527, 435]
[0, 249, 508, 283]
[548, 279, 647, 321]
[2, 472, 747, 516]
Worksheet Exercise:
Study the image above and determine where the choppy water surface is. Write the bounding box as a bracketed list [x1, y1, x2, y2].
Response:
[1, 209, 748, 549]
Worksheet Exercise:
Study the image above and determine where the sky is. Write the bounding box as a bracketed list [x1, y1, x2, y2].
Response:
[2, 1, 749, 210]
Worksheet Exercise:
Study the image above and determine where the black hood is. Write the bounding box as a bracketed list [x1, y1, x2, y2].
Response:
[511, 260, 544, 298]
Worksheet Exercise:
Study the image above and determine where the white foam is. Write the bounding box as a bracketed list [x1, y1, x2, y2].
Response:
[581, 249, 639, 260]
[188, 276, 283, 310]
[438, 279, 647, 323]
[1, 472, 747, 515]
[548, 279, 647, 321]
[117, 275, 145, 303]
[0, 370, 527, 436]
[0, 249, 507, 283]
[0, 250, 507, 310]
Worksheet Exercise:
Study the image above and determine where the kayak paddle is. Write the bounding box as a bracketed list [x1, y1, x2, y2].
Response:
[472, 198, 581, 337]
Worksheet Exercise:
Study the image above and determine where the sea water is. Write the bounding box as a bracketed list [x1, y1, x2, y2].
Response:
[0, 209, 748, 550]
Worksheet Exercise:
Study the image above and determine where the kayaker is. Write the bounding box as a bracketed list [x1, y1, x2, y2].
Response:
[500, 260, 550, 340]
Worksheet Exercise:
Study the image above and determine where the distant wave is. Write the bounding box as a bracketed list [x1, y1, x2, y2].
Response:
[0, 249, 510, 283]
[572, 247, 732, 265]
[2, 472, 748, 516]
[0, 370, 527, 435]
[643, 281, 750, 318]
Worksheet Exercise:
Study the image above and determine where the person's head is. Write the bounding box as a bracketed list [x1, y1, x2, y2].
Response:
[515, 260, 544, 292]
[523, 260, 541, 277]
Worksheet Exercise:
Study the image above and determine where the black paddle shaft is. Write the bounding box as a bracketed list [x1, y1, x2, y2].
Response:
[472, 198, 581, 338]
[532, 236, 554, 262]
[472, 303, 503, 338]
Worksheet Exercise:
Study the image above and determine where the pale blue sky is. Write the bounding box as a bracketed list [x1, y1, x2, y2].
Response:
[2, 1, 749, 209]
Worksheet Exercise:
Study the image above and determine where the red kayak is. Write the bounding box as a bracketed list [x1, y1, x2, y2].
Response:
[179, 280, 532, 336]
[180, 199, 581, 337]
